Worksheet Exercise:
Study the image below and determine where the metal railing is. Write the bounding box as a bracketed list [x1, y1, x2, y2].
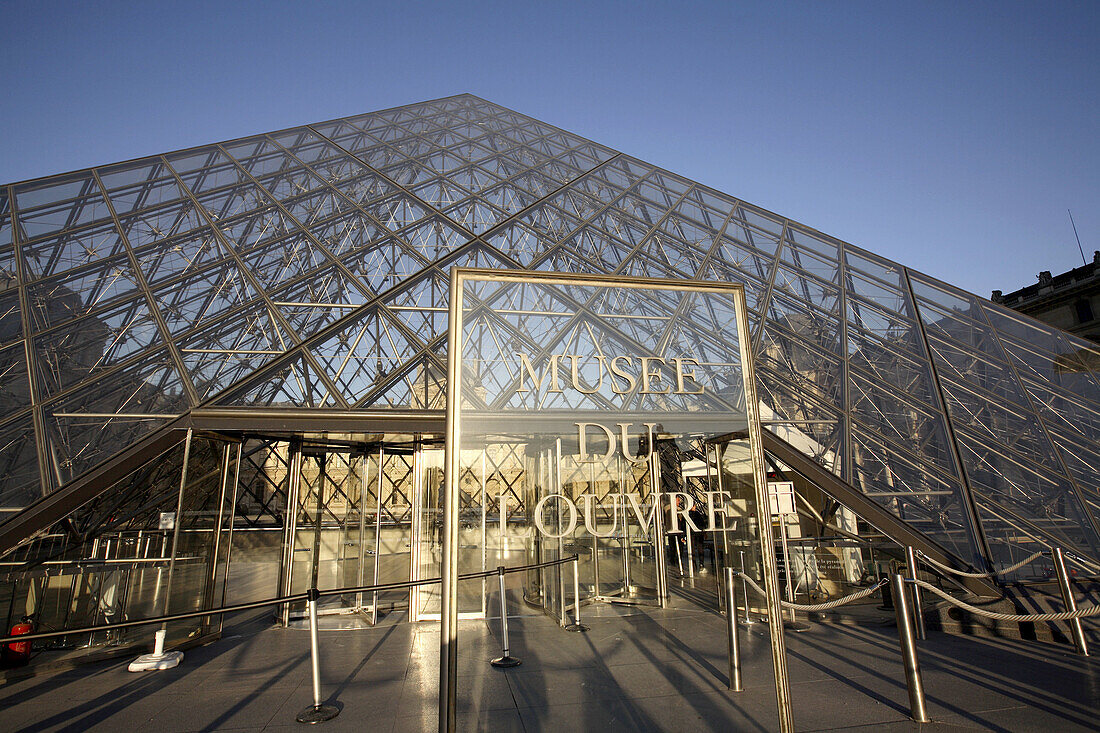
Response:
[0, 553, 583, 725]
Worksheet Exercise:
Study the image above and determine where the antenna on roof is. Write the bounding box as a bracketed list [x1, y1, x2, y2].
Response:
[1069, 209, 1086, 265]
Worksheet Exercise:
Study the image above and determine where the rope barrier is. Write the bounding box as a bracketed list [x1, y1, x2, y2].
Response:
[735, 567, 1099, 621]
[916, 550, 1046, 579]
[907, 578, 1100, 622]
[735, 571, 889, 612]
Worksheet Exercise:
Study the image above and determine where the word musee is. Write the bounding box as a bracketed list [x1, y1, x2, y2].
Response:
[508, 352, 740, 540]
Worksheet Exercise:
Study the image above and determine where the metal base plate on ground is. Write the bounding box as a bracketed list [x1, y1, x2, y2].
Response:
[127, 650, 183, 672]
[756, 615, 813, 632]
[296, 704, 340, 724]
[491, 655, 522, 668]
[564, 623, 589, 633]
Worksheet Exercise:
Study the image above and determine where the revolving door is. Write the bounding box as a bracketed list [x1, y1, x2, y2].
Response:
[276, 437, 487, 624]
[280, 443, 375, 624]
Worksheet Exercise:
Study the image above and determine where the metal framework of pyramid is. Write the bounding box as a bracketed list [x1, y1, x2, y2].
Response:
[1, 93, 1097, 573]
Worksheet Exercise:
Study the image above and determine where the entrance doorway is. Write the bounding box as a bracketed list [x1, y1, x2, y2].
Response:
[282, 445, 374, 624]
[275, 436, 486, 625]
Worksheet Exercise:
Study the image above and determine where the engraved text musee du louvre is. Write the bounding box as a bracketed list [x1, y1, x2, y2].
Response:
[508, 352, 738, 539]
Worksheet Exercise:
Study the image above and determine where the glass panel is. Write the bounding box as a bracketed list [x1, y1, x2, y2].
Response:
[19, 222, 128, 281]
[118, 200, 206, 249]
[167, 147, 242, 195]
[0, 437, 234, 661]
[26, 256, 141, 333]
[152, 260, 259, 337]
[15, 173, 114, 241]
[34, 296, 164, 398]
[272, 266, 368, 341]
[177, 301, 288, 401]
[446, 269, 784, 718]
[0, 413, 41, 523]
[43, 349, 187, 482]
[100, 161, 187, 215]
[215, 351, 332, 408]
[310, 308, 420, 404]
[0, 342, 31, 416]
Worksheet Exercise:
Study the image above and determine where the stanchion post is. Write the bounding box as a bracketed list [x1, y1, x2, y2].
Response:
[491, 567, 522, 667]
[725, 567, 743, 692]
[716, 560, 725, 612]
[297, 588, 340, 724]
[1052, 548, 1089, 656]
[565, 556, 589, 633]
[904, 546, 926, 640]
[739, 551, 754, 626]
[890, 574, 929, 723]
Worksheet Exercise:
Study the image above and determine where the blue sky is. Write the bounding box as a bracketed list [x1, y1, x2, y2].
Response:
[1, 0, 1096, 298]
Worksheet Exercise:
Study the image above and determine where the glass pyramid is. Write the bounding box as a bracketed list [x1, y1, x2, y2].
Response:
[1, 93, 1097, 573]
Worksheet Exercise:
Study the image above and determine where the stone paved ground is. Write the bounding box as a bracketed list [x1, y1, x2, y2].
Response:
[2, 585, 1098, 732]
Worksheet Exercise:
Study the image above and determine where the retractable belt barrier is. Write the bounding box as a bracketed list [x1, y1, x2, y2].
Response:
[0, 553, 581, 647]
[0, 554, 581, 725]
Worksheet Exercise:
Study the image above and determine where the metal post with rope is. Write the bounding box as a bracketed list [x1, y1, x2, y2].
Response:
[1052, 548, 1089, 656]
[890, 573, 929, 722]
[564, 555, 589, 633]
[736, 564, 1100, 723]
[725, 566, 743, 692]
[490, 566, 521, 668]
[297, 587, 340, 724]
[904, 546, 925, 640]
[914, 546, 1090, 657]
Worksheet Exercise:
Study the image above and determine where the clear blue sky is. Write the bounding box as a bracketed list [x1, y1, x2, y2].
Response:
[2, 0, 1097, 298]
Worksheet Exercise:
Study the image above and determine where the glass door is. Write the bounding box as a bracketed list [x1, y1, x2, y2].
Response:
[411, 444, 487, 620]
[340, 451, 372, 617]
[274, 439, 420, 625]
[371, 444, 415, 619]
[289, 450, 368, 618]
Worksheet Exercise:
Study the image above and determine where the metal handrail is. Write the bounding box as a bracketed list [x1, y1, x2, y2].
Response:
[0, 554, 580, 646]
[0, 556, 204, 568]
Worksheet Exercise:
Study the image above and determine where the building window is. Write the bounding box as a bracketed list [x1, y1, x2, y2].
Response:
[1075, 299, 1094, 324]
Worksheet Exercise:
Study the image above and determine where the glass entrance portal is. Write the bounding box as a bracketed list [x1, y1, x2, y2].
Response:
[439, 269, 789, 726]
[0, 269, 791, 730]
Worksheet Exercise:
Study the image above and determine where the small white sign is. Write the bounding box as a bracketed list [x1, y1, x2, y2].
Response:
[767, 481, 796, 517]
[159, 512, 176, 530]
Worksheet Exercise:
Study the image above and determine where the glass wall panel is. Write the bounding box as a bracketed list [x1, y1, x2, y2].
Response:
[0, 436, 236, 662]
[444, 268, 789, 722]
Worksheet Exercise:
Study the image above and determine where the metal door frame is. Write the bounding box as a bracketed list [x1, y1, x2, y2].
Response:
[440, 268, 793, 732]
